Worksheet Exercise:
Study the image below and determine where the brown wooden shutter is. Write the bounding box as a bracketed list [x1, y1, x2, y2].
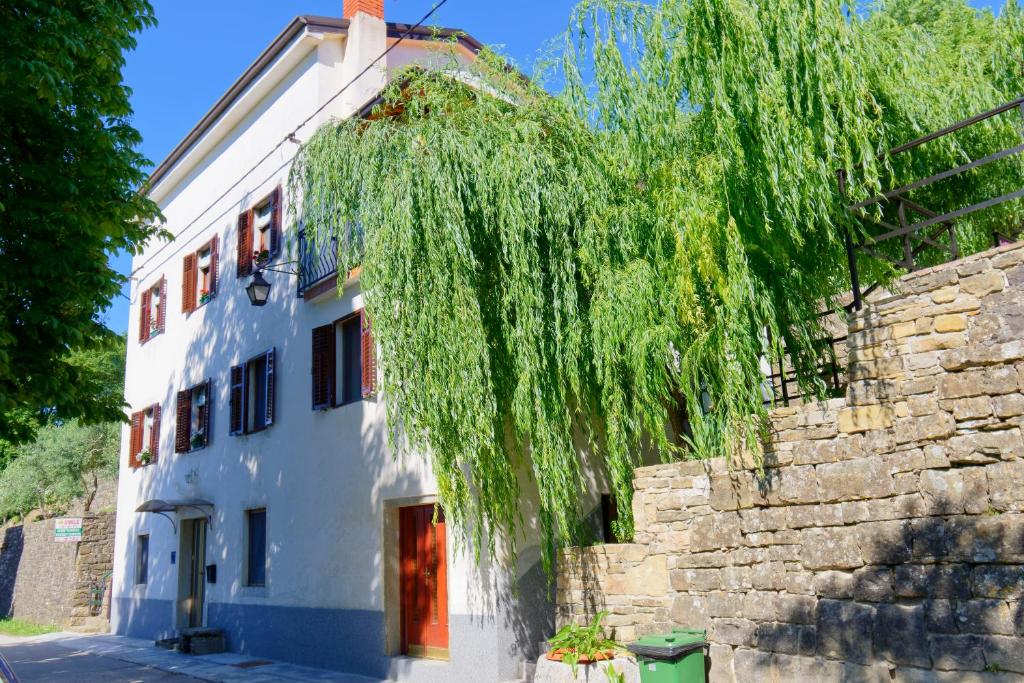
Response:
[175, 389, 191, 453]
[203, 379, 213, 444]
[129, 411, 144, 468]
[138, 289, 151, 344]
[270, 187, 282, 256]
[264, 347, 275, 427]
[229, 364, 245, 435]
[311, 324, 336, 409]
[182, 254, 197, 313]
[157, 277, 167, 334]
[149, 404, 161, 462]
[237, 210, 253, 277]
[361, 310, 377, 398]
[210, 234, 220, 294]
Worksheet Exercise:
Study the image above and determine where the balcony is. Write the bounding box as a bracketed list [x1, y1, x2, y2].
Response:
[296, 230, 337, 298]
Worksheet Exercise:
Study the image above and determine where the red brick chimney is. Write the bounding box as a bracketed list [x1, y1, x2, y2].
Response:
[343, 0, 383, 19]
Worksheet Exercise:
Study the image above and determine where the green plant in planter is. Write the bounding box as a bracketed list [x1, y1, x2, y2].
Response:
[190, 433, 205, 449]
[137, 449, 152, 466]
[548, 611, 621, 678]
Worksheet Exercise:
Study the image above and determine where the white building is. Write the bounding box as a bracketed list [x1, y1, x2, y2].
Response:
[112, 5, 565, 681]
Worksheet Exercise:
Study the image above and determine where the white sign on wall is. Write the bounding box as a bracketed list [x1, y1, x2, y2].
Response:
[54, 517, 83, 543]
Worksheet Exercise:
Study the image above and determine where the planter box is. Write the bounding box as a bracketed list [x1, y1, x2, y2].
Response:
[534, 653, 639, 683]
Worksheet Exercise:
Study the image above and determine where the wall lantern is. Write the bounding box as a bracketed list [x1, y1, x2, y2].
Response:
[245, 271, 272, 307]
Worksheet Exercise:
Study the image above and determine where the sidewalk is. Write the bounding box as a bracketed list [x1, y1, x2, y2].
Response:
[42, 632, 389, 683]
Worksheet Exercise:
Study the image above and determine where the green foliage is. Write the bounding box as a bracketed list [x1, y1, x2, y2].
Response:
[547, 611, 619, 676]
[0, 419, 120, 522]
[0, 618, 60, 637]
[291, 0, 1024, 572]
[0, 0, 162, 445]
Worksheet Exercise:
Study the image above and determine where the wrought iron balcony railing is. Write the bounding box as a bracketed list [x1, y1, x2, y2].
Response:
[296, 230, 338, 297]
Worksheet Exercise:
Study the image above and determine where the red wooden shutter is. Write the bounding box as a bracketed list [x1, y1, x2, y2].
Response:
[237, 210, 253, 277]
[182, 254, 197, 313]
[138, 289, 151, 343]
[361, 310, 377, 398]
[175, 389, 191, 453]
[203, 379, 213, 444]
[129, 411, 144, 468]
[264, 347, 275, 427]
[311, 324, 336, 409]
[149, 404, 161, 463]
[157, 277, 167, 334]
[270, 187, 283, 256]
[210, 235, 220, 294]
[229, 364, 245, 435]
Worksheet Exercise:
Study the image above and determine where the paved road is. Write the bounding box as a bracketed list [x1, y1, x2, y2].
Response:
[0, 638, 207, 683]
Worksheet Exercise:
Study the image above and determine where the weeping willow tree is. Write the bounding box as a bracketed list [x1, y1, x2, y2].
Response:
[291, 0, 1024, 571]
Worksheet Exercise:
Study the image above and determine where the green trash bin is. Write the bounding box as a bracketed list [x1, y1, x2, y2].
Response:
[627, 630, 707, 683]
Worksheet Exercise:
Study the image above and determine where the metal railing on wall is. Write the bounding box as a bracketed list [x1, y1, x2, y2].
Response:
[296, 231, 338, 297]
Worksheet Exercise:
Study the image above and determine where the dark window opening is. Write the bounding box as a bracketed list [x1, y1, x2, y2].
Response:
[600, 494, 619, 543]
[246, 508, 266, 587]
[339, 315, 362, 406]
[136, 534, 149, 585]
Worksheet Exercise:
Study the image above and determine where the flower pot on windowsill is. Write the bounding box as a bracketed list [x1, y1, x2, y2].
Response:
[199, 291, 213, 305]
[137, 450, 152, 466]
[190, 434, 206, 450]
[253, 250, 271, 267]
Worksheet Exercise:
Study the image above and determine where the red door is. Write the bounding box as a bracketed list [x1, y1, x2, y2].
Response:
[399, 504, 448, 658]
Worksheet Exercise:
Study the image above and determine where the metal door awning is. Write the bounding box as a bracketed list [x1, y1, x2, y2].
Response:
[136, 499, 214, 532]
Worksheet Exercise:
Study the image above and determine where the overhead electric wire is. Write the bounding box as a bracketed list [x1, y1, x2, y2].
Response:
[128, 0, 453, 280]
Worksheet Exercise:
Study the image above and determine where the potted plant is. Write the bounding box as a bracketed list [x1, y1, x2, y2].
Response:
[253, 249, 271, 267]
[190, 433, 206, 450]
[149, 321, 159, 337]
[137, 450, 152, 466]
[546, 611, 620, 675]
[199, 289, 213, 304]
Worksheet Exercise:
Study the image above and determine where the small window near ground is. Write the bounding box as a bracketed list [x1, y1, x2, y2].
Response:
[600, 494, 619, 543]
[136, 534, 149, 585]
[246, 509, 267, 587]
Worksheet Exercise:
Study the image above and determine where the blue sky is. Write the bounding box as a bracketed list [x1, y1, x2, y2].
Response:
[105, 0, 1006, 333]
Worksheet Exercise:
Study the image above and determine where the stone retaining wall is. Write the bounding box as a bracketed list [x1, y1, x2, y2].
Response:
[558, 242, 1024, 681]
[0, 512, 115, 630]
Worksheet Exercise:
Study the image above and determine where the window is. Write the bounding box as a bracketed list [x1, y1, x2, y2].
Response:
[182, 237, 220, 313]
[246, 509, 267, 587]
[175, 380, 212, 452]
[600, 494, 619, 543]
[311, 311, 377, 410]
[135, 534, 149, 585]
[230, 349, 275, 435]
[236, 187, 281, 278]
[129, 403, 161, 468]
[138, 277, 166, 343]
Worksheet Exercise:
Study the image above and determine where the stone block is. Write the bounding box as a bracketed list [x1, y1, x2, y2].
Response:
[940, 366, 1019, 399]
[894, 564, 971, 599]
[929, 634, 987, 671]
[816, 599, 875, 665]
[855, 520, 913, 565]
[690, 513, 743, 553]
[955, 599, 1016, 635]
[817, 458, 893, 503]
[988, 461, 1024, 513]
[775, 593, 816, 624]
[925, 599, 958, 634]
[893, 412, 957, 444]
[912, 517, 948, 561]
[993, 393, 1024, 418]
[755, 622, 816, 655]
[623, 554, 670, 596]
[711, 618, 757, 647]
[953, 396, 994, 421]
[671, 568, 721, 592]
[670, 594, 709, 628]
[978, 634, 1024, 674]
[750, 561, 786, 591]
[910, 332, 967, 354]
[947, 429, 1022, 464]
[801, 527, 864, 570]
[707, 643, 734, 683]
[946, 515, 1024, 563]
[815, 570, 855, 599]
[838, 405, 895, 434]
[706, 591, 745, 618]
[920, 469, 966, 514]
[972, 565, 1024, 599]
[935, 313, 968, 333]
[851, 566, 894, 602]
[874, 603, 931, 667]
[740, 591, 778, 622]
